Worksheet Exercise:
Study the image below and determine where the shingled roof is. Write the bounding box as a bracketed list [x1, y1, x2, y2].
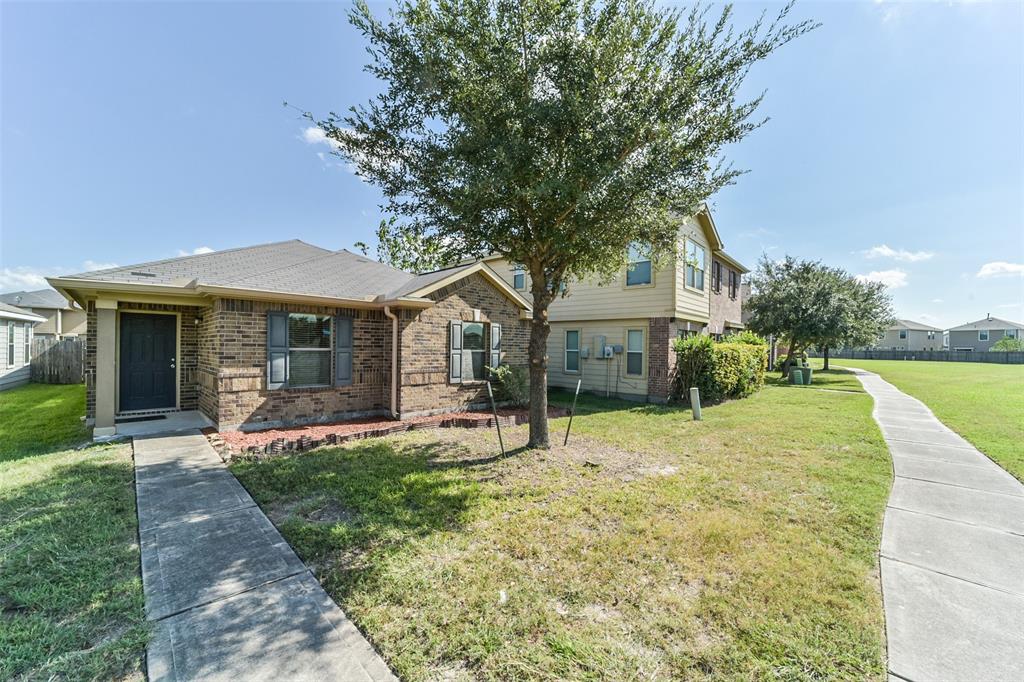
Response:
[0, 301, 46, 322]
[0, 289, 74, 310]
[50, 240, 530, 311]
[890, 319, 942, 332]
[948, 316, 1024, 332]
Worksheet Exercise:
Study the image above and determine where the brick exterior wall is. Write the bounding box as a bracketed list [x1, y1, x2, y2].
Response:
[82, 273, 529, 428]
[84, 301, 203, 419]
[709, 258, 743, 336]
[647, 316, 676, 403]
[396, 273, 530, 417]
[209, 298, 392, 431]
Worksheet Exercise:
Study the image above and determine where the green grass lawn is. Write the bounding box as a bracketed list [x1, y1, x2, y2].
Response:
[0, 383, 90, 461]
[232, 385, 891, 681]
[829, 358, 1024, 480]
[0, 384, 148, 681]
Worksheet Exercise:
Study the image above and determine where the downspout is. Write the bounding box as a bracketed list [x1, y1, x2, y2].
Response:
[384, 305, 399, 419]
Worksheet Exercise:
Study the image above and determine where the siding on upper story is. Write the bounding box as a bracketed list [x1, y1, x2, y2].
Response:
[876, 328, 943, 351]
[27, 307, 87, 336]
[485, 216, 714, 325]
[947, 328, 1021, 352]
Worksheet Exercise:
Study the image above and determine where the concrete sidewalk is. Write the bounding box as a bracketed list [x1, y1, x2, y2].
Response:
[849, 369, 1024, 682]
[133, 431, 396, 682]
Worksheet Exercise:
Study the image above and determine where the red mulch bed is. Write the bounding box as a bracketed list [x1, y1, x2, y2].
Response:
[210, 407, 569, 458]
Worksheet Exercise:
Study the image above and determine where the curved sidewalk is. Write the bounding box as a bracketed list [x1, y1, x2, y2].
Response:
[850, 369, 1024, 681]
[133, 431, 396, 682]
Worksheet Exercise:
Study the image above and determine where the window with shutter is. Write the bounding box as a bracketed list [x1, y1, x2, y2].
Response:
[449, 321, 462, 383]
[267, 312, 288, 389]
[490, 323, 501, 369]
[335, 316, 353, 386]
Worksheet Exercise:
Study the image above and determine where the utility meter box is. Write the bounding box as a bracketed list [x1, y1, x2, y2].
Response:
[580, 347, 590, 359]
[611, 344, 624, 354]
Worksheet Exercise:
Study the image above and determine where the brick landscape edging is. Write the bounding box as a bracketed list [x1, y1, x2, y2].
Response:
[207, 407, 569, 460]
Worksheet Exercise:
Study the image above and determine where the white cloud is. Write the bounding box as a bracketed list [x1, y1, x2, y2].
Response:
[176, 246, 214, 257]
[930, 298, 944, 304]
[0, 260, 119, 292]
[976, 261, 1024, 279]
[856, 269, 908, 289]
[996, 302, 1023, 310]
[861, 244, 934, 262]
[301, 126, 341, 149]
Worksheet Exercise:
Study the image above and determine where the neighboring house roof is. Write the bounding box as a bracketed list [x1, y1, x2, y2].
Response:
[948, 316, 1024, 332]
[890, 319, 942, 332]
[388, 262, 532, 309]
[0, 288, 76, 310]
[48, 240, 531, 313]
[0, 301, 46, 323]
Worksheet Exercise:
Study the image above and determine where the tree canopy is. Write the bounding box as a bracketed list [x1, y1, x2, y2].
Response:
[745, 255, 894, 372]
[312, 0, 815, 445]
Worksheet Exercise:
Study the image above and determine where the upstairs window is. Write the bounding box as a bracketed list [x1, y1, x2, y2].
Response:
[685, 241, 706, 291]
[899, 329, 908, 340]
[927, 331, 935, 340]
[712, 261, 722, 293]
[979, 330, 989, 341]
[728, 270, 739, 299]
[1005, 329, 1018, 338]
[626, 244, 652, 286]
[512, 265, 525, 290]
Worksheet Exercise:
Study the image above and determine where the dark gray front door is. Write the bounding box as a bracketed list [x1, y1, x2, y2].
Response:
[120, 313, 176, 411]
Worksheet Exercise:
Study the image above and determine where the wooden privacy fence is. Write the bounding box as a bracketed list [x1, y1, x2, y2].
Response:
[30, 336, 85, 384]
[810, 349, 1024, 365]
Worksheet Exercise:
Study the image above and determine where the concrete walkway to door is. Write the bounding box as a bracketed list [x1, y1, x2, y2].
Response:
[849, 368, 1024, 681]
[133, 430, 396, 681]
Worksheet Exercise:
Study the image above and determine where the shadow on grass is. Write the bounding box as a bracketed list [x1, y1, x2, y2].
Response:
[0, 453, 148, 681]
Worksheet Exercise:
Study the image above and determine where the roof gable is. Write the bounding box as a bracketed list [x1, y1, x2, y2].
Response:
[949, 316, 1024, 332]
[0, 288, 72, 310]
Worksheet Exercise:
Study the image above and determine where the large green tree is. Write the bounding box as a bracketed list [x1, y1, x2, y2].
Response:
[745, 256, 894, 374]
[313, 0, 815, 446]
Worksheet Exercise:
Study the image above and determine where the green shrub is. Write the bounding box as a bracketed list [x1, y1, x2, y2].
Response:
[990, 337, 1024, 352]
[488, 364, 529, 407]
[671, 336, 767, 404]
[723, 329, 768, 346]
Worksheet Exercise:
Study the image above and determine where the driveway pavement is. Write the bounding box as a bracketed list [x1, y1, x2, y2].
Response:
[133, 431, 396, 681]
[849, 369, 1024, 681]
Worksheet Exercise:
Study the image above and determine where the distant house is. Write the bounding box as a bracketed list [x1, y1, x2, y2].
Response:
[0, 301, 45, 391]
[0, 289, 86, 337]
[876, 319, 943, 351]
[947, 315, 1024, 352]
[47, 241, 532, 438]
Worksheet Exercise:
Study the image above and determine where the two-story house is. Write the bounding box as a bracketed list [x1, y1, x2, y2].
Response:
[947, 315, 1023, 352]
[482, 206, 748, 403]
[876, 319, 943, 351]
[0, 289, 87, 338]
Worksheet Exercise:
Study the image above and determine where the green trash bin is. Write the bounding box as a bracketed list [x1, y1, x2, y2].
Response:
[789, 368, 804, 385]
[801, 366, 813, 385]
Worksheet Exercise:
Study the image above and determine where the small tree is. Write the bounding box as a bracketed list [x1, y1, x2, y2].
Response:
[991, 337, 1024, 352]
[745, 256, 894, 375]
[314, 0, 815, 446]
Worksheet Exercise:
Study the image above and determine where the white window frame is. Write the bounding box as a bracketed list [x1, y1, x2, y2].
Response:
[685, 240, 706, 291]
[564, 329, 580, 374]
[24, 323, 31, 363]
[979, 330, 989, 341]
[625, 329, 644, 377]
[898, 329, 907, 340]
[625, 244, 653, 287]
[462, 321, 487, 382]
[7, 321, 14, 367]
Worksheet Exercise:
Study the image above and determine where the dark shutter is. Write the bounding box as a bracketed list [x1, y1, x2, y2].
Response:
[335, 316, 353, 386]
[267, 312, 288, 389]
[490, 323, 501, 369]
[449, 321, 462, 383]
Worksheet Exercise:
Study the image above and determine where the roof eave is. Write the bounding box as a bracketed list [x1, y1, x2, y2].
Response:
[399, 262, 533, 313]
[0, 309, 46, 323]
[194, 284, 381, 309]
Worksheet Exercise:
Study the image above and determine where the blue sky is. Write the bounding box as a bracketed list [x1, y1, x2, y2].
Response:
[1, 0, 1021, 329]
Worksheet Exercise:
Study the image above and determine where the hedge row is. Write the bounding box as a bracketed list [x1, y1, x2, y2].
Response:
[670, 333, 768, 404]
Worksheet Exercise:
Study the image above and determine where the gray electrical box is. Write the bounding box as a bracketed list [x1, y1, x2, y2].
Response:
[580, 347, 590, 359]
[593, 335, 606, 359]
[611, 344, 623, 354]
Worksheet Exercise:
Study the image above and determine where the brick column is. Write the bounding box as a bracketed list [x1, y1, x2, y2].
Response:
[647, 317, 675, 403]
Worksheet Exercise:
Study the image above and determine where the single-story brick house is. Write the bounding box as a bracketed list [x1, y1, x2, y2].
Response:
[48, 240, 531, 438]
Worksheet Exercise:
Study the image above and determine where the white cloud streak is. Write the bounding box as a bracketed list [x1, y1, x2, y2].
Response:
[176, 246, 214, 257]
[976, 261, 1024, 278]
[0, 260, 120, 292]
[861, 244, 934, 262]
[856, 269, 909, 289]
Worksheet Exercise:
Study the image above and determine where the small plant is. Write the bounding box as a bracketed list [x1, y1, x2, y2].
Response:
[488, 364, 529, 408]
[723, 329, 768, 346]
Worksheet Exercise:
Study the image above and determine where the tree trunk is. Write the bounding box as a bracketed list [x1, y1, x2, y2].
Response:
[823, 346, 830, 371]
[527, 289, 553, 448]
